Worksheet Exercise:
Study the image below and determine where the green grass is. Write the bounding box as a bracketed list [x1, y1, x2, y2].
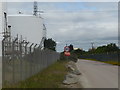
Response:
[104, 61, 120, 66]
[4, 60, 68, 88]
[82, 58, 120, 66]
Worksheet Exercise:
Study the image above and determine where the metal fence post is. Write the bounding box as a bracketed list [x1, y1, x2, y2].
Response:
[25, 41, 29, 78]
[12, 37, 18, 84]
[2, 38, 6, 86]
[29, 43, 34, 76]
[33, 44, 37, 74]
[2, 32, 61, 85]
[21, 39, 25, 80]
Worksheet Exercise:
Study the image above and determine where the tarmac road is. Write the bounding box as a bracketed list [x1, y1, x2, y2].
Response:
[76, 59, 118, 88]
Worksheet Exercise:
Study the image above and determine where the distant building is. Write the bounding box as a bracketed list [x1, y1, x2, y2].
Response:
[0, 2, 46, 56]
[8, 15, 46, 45]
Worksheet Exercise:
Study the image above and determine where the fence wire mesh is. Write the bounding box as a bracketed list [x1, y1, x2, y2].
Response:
[79, 52, 119, 62]
[2, 35, 60, 86]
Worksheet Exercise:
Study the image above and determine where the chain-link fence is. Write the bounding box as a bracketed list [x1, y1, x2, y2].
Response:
[2, 34, 60, 86]
[79, 52, 119, 62]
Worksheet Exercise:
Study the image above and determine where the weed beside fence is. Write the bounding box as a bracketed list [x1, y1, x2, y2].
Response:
[3, 49, 60, 87]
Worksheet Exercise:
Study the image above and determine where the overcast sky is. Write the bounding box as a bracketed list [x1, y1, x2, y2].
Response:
[7, 2, 118, 52]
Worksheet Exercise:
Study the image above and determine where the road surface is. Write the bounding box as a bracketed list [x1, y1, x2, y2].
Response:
[76, 59, 118, 88]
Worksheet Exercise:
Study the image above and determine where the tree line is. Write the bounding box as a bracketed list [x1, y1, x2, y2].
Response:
[70, 43, 119, 58]
[43, 38, 119, 55]
[43, 39, 119, 61]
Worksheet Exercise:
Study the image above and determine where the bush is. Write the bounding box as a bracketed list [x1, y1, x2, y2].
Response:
[59, 52, 78, 62]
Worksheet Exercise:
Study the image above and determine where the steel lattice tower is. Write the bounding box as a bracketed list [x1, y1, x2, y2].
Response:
[33, 1, 38, 16]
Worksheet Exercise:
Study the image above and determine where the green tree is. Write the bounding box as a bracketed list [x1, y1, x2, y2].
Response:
[69, 44, 74, 52]
[44, 38, 56, 51]
[106, 43, 119, 52]
[71, 48, 86, 58]
[89, 43, 119, 54]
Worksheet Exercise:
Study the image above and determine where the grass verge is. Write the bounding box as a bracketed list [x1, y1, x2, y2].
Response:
[81, 58, 120, 66]
[4, 60, 68, 88]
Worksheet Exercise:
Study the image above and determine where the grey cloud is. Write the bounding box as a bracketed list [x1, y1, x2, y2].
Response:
[99, 36, 118, 40]
[7, 2, 118, 52]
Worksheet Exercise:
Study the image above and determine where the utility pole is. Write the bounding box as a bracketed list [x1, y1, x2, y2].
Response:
[66, 44, 67, 46]
[91, 42, 94, 50]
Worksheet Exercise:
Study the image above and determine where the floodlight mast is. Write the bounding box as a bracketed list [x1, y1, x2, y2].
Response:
[33, 1, 44, 16]
[33, 1, 38, 16]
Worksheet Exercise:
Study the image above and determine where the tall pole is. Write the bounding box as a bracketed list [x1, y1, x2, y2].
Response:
[33, 1, 38, 16]
[33, 1, 44, 17]
[91, 42, 94, 50]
